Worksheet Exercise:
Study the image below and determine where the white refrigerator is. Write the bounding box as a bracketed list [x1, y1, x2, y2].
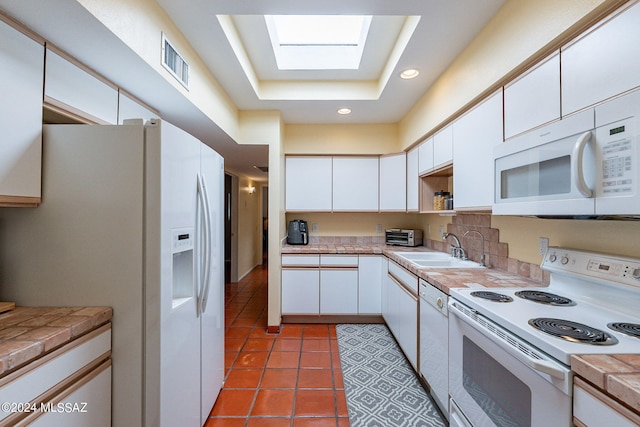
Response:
[0, 119, 224, 426]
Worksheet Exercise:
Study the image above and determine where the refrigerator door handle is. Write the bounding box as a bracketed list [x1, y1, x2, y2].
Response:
[200, 174, 213, 314]
[197, 174, 211, 317]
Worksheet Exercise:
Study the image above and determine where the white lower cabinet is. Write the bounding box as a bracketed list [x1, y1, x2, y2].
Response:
[26, 362, 111, 427]
[573, 377, 640, 427]
[358, 256, 383, 314]
[282, 254, 365, 315]
[385, 261, 418, 370]
[320, 269, 358, 314]
[281, 268, 320, 314]
[0, 326, 111, 426]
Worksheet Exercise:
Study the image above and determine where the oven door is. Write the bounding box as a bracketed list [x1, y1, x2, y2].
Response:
[448, 300, 572, 427]
[493, 109, 596, 216]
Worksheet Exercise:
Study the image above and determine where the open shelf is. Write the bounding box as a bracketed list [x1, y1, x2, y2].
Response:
[419, 164, 454, 213]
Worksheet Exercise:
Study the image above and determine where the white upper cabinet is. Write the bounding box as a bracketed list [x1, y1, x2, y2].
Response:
[118, 92, 158, 124]
[433, 124, 453, 169]
[418, 137, 434, 175]
[45, 49, 118, 124]
[0, 20, 44, 206]
[562, 2, 640, 116]
[406, 146, 419, 211]
[453, 91, 503, 210]
[379, 153, 406, 211]
[504, 51, 560, 139]
[332, 157, 379, 211]
[285, 156, 332, 211]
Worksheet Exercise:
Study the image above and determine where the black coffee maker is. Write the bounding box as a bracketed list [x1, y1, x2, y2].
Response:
[287, 219, 308, 245]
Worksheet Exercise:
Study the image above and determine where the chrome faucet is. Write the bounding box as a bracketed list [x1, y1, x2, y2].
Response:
[464, 229, 488, 267]
[443, 232, 466, 259]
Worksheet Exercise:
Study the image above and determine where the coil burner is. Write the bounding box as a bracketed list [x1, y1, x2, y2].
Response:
[608, 323, 640, 339]
[515, 290, 576, 306]
[470, 291, 513, 303]
[529, 318, 618, 345]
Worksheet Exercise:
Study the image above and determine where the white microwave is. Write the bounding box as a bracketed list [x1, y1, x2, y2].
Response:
[494, 89, 640, 217]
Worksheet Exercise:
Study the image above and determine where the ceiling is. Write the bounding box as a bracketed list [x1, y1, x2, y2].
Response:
[0, 0, 506, 182]
[156, 0, 506, 124]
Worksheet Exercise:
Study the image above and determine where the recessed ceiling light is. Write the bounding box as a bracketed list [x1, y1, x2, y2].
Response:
[337, 108, 352, 115]
[400, 69, 420, 79]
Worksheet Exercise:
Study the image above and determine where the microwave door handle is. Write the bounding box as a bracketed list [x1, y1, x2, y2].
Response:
[571, 131, 593, 198]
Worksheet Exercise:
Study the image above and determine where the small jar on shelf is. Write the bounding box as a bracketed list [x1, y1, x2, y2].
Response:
[433, 190, 450, 210]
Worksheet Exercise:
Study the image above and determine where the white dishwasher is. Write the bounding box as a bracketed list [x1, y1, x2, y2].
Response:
[419, 279, 449, 419]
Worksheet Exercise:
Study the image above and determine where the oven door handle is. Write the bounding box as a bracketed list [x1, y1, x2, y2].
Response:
[449, 301, 566, 380]
[527, 359, 566, 380]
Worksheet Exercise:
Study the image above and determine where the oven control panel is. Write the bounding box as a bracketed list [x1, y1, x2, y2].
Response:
[543, 247, 640, 287]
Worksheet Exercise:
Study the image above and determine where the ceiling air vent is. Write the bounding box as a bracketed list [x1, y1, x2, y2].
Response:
[161, 33, 189, 89]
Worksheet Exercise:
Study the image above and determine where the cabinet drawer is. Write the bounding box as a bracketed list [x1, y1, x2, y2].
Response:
[282, 255, 320, 267]
[0, 326, 111, 423]
[574, 378, 640, 427]
[18, 361, 111, 427]
[320, 255, 358, 267]
[388, 260, 418, 295]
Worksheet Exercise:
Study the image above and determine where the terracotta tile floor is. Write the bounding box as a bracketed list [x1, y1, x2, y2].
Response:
[205, 264, 350, 427]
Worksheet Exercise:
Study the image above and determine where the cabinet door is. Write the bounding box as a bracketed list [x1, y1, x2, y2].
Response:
[418, 137, 434, 175]
[332, 157, 379, 211]
[285, 156, 332, 211]
[118, 92, 158, 124]
[433, 125, 453, 168]
[562, 3, 640, 116]
[504, 51, 560, 139]
[406, 147, 419, 211]
[45, 49, 118, 124]
[0, 20, 43, 204]
[358, 256, 383, 314]
[379, 153, 406, 211]
[397, 282, 418, 369]
[281, 269, 319, 314]
[320, 269, 358, 314]
[381, 258, 389, 320]
[384, 273, 398, 333]
[28, 363, 111, 427]
[453, 91, 502, 209]
[387, 275, 417, 369]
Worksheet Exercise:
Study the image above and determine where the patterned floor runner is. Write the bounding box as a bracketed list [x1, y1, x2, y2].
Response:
[336, 324, 446, 427]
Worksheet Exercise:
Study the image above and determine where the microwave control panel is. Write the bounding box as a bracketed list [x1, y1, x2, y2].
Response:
[599, 118, 634, 195]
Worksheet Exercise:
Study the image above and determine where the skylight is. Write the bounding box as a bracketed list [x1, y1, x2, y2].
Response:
[265, 15, 372, 70]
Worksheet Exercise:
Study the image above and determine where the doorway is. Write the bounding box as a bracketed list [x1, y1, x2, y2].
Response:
[224, 174, 233, 284]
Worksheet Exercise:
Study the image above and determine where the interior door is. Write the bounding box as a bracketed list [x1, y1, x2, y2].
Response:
[224, 173, 232, 284]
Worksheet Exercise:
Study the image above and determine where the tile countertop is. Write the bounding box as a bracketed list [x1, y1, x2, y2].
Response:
[572, 354, 640, 416]
[282, 243, 544, 293]
[0, 306, 112, 377]
[282, 243, 640, 414]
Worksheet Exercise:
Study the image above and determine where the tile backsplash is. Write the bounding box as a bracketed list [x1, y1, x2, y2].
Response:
[425, 213, 549, 284]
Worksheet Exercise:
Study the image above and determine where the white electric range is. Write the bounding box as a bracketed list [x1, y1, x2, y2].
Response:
[447, 247, 640, 427]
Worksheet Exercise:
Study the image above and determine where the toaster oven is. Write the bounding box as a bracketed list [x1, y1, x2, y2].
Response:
[385, 229, 423, 246]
